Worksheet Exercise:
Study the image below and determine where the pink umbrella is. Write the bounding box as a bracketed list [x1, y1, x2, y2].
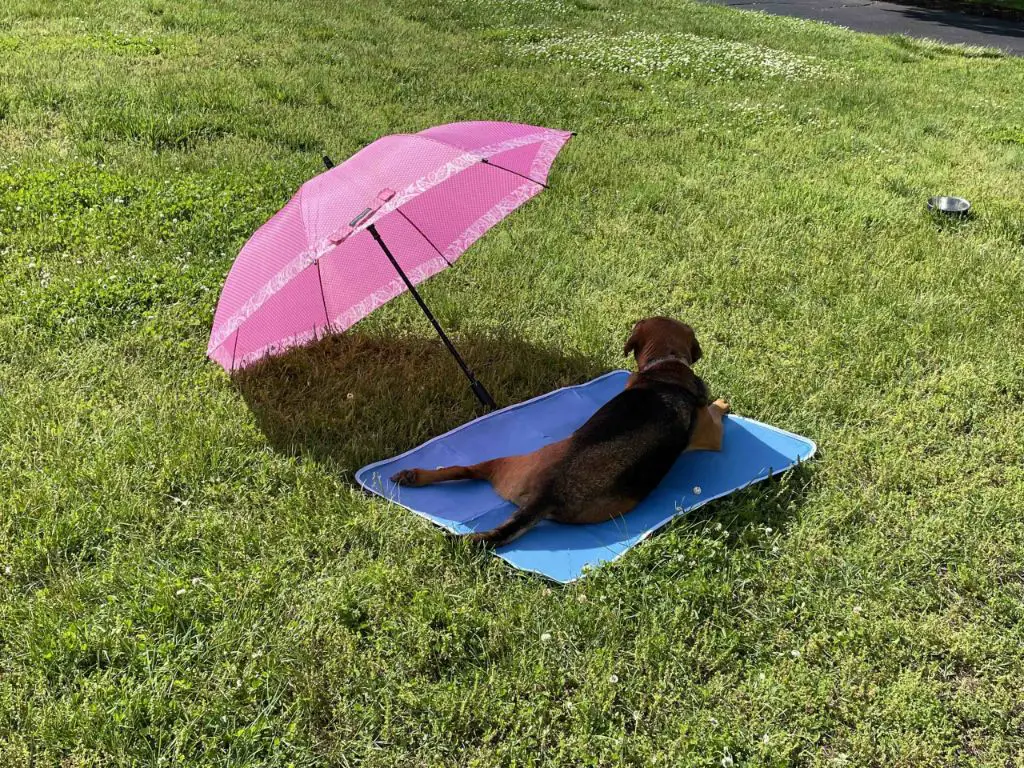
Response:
[207, 121, 573, 408]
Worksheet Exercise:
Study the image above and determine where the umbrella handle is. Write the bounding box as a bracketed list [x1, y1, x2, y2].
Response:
[367, 224, 497, 411]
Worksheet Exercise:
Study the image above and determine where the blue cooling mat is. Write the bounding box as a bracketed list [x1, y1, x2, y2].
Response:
[356, 371, 815, 583]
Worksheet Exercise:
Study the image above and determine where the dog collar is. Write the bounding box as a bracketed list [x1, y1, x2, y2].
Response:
[639, 355, 690, 373]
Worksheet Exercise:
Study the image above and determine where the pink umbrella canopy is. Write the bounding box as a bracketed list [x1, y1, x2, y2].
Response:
[207, 121, 573, 395]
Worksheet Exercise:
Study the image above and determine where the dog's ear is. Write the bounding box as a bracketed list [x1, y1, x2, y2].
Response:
[623, 321, 644, 357]
[690, 337, 703, 365]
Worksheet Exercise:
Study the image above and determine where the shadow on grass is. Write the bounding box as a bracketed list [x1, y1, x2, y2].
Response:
[588, 461, 818, 587]
[233, 327, 607, 473]
[692, 461, 815, 534]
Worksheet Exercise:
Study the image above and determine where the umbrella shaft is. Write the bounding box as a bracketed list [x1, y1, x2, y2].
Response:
[367, 224, 496, 410]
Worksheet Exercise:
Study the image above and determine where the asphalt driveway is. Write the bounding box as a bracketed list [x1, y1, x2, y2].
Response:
[705, 0, 1024, 54]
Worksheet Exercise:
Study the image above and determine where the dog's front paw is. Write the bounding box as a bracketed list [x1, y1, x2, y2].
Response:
[391, 468, 422, 486]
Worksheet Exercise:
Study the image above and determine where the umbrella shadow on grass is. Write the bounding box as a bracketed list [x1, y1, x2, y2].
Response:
[233, 328, 608, 473]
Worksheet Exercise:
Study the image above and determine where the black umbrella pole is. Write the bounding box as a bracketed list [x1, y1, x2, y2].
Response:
[367, 224, 497, 411]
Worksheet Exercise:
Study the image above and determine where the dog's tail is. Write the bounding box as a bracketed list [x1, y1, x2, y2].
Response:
[466, 498, 554, 548]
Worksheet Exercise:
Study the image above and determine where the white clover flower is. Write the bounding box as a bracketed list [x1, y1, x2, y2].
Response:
[540, 632, 552, 643]
[508, 30, 825, 84]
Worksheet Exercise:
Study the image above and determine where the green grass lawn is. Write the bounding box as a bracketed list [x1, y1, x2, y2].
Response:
[3, 0, 1024, 765]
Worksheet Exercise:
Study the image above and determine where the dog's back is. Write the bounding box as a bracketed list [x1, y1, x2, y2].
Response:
[544, 369, 707, 524]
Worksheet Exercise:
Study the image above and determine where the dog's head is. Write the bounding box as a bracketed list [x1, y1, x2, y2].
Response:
[623, 316, 702, 370]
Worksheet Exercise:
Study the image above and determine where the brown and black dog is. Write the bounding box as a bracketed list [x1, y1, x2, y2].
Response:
[391, 317, 730, 547]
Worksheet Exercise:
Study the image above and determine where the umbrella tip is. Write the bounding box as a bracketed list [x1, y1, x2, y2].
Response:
[322, 155, 335, 169]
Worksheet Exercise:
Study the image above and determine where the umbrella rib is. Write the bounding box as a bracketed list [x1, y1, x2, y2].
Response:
[315, 260, 331, 330]
[479, 158, 548, 189]
[395, 209, 452, 266]
[230, 328, 239, 372]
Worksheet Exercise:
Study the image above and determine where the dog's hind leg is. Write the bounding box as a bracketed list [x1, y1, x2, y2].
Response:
[391, 462, 493, 487]
[391, 438, 570, 508]
[391, 456, 537, 508]
[466, 496, 554, 547]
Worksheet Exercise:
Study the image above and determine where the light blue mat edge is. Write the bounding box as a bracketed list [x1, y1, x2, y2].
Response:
[356, 370, 816, 582]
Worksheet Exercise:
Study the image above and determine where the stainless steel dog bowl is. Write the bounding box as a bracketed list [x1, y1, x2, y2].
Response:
[927, 196, 971, 217]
